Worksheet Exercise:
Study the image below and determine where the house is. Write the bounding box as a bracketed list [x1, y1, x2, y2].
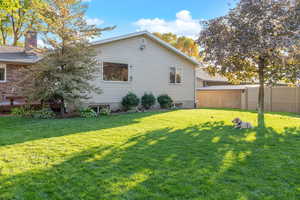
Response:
[0, 31, 200, 110]
[0, 31, 41, 108]
[1, 31, 298, 113]
[196, 68, 229, 87]
[87, 31, 200, 109]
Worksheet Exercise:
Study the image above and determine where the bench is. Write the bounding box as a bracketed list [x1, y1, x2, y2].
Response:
[89, 104, 111, 114]
[5, 96, 27, 106]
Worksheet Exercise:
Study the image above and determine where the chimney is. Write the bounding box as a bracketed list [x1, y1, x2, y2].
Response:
[25, 31, 37, 52]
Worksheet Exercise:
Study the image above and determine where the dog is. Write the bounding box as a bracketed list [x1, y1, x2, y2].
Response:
[232, 118, 253, 129]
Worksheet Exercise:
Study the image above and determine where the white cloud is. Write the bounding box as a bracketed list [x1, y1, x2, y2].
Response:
[82, 0, 92, 2]
[86, 17, 104, 26]
[37, 39, 46, 48]
[134, 10, 202, 39]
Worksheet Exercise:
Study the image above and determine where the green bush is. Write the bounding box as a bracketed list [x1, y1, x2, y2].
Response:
[32, 108, 55, 119]
[11, 106, 33, 117]
[141, 93, 156, 109]
[80, 108, 98, 118]
[99, 107, 111, 116]
[157, 94, 173, 109]
[121, 92, 140, 111]
[11, 106, 55, 119]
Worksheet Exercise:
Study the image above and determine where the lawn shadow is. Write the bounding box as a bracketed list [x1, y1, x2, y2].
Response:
[199, 107, 300, 119]
[0, 111, 174, 147]
[1, 120, 300, 199]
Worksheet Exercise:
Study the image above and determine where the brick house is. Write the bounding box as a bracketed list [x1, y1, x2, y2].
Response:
[0, 31, 41, 107]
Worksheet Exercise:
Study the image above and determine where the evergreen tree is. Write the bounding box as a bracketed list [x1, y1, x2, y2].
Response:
[23, 0, 114, 115]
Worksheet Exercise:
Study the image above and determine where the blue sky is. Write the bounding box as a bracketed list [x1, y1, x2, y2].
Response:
[83, 0, 236, 39]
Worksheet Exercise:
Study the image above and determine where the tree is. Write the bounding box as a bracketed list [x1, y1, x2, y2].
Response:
[0, 0, 16, 45]
[22, 0, 114, 115]
[0, 0, 44, 46]
[197, 0, 300, 127]
[153, 32, 201, 60]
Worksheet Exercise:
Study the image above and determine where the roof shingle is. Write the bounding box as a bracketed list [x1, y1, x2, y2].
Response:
[0, 46, 41, 64]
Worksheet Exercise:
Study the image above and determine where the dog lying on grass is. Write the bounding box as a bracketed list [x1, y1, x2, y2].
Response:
[232, 118, 253, 129]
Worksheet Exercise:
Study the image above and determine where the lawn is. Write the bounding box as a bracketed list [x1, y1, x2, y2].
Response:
[0, 109, 299, 200]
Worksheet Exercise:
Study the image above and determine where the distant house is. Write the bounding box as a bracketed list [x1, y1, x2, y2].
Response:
[196, 68, 229, 87]
[0, 31, 201, 109]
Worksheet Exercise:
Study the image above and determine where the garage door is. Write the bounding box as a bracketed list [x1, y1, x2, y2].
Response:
[197, 90, 242, 109]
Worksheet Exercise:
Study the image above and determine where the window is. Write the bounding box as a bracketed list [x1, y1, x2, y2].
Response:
[0, 64, 6, 82]
[170, 67, 182, 84]
[103, 62, 129, 82]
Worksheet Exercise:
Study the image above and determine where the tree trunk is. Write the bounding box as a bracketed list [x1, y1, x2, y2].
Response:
[258, 58, 265, 128]
[1, 31, 6, 45]
[12, 34, 19, 46]
[60, 99, 65, 116]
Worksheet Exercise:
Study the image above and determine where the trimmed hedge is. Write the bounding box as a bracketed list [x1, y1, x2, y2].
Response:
[157, 94, 173, 109]
[141, 93, 156, 109]
[121, 92, 140, 111]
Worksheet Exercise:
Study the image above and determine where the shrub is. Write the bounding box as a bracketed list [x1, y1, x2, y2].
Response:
[121, 92, 140, 111]
[141, 93, 156, 109]
[99, 107, 111, 116]
[11, 106, 33, 117]
[80, 108, 98, 118]
[32, 108, 56, 119]
[157, 94, 173, 109]
[11, 106, 55, 119]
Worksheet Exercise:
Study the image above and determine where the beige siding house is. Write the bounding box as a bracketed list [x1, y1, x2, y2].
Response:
[86, 31, 199, 109]
[0, 31, 200, 111]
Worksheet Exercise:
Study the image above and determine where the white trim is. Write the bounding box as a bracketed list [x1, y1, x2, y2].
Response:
[0, 58, 41, 64]
[0, 63, 6, 83]
[101, 61, 130, 83]
[196, 85, 260, 91]
[91, 31, 201, 66]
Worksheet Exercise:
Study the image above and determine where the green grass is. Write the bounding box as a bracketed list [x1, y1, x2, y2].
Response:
[0, 109, 300, 200]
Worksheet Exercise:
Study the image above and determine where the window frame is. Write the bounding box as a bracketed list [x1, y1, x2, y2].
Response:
[169, 66, 183, 85]
[101, 61, 130, 83]
[0, 64, 6, 83]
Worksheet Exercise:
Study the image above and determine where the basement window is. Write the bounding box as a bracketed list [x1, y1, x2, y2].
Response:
[103, 62, 129, 82]
[0, 64, 6, 82]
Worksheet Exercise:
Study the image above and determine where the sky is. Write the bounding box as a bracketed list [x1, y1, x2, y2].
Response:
[83, 0, 236, 40]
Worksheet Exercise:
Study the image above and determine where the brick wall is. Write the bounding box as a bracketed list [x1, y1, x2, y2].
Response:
[0, 64, 30, 100]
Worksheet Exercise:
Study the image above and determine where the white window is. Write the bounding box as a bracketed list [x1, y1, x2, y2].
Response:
[170, 67, 183, 84]
[103, 62, 129, 82]
[0, 64, 6, 82]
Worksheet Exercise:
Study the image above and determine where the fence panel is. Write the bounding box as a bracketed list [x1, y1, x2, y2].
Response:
[246, 87, 299, 113]
[271, 87, 298, 113]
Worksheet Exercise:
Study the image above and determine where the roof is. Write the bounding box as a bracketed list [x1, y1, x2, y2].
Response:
[92, 31, 200, 66]
[0, 31, 200, 65]
[197, 68, 228, 82]
[0, 46, 42, 64]
[197, 85, 260, 91]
